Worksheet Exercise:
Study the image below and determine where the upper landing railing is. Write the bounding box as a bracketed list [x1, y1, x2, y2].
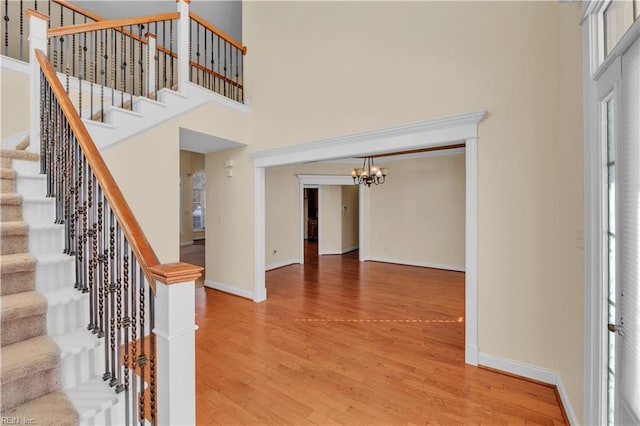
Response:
[2, 0, 247, 117]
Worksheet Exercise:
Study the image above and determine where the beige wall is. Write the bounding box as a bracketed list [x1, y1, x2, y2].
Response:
[180, 150, 206, 244]
[367, 154, 465, 269]
[341, 185, 359, 250]
[0, 70, 29, 141]
[244, 1, 585, 418]
[265, 165, 300, 267]
[205, 148, 254, 292]
[102, 101, 248, 264]
[319, 185, 342, 254]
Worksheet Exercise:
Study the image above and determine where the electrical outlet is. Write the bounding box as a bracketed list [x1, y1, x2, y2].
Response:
[576, 229, 584, 249]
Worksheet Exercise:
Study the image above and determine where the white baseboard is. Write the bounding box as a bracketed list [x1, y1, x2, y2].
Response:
[479, 352, 578, 425]
[364, 256, 465, 272]
[320, 245, 359, 256]
[180, 240, 194, 246]
[204, 280, 254, 300]
[266, 258, 300, 271]
[193, 236, 205, 241]
[465, 344, 479, 366]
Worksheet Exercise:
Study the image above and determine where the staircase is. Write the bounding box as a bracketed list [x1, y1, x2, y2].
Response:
[0, 149, 122, 424]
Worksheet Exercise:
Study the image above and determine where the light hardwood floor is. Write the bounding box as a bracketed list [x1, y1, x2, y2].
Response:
[194, 242, 567, 425]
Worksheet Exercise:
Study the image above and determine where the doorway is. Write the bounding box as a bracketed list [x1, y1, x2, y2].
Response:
[304, 187, 319, 258]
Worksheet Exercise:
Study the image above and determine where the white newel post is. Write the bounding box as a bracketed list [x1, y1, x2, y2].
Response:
[27, 9, 49, 154]
[145, 33, 157, 96]
[150, 262, 203, 425]
[176, 0, 190, 92]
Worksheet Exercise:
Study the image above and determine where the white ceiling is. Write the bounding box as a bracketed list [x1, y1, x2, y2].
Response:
[179, 127, 245, 154]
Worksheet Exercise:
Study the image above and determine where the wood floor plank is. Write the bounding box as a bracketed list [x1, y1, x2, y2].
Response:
[194, 242, 567, 424]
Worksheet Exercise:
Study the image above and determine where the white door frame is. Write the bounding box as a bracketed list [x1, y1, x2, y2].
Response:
[251, 109, 486, 365]
[298, 176, 365, 263]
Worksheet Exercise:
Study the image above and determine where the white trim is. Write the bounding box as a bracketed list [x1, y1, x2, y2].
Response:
[317, 147, 466, 165]
[253, 110, 486, 367]
[193, 236, 205, 241]
[557, 374, 581, 426]
[254, 167, 266, 302]
[204, 279, 254, 300]
[479, 352, 579, 425]
[153, 324, 199, 342]
[298, 174, 354, 186]
[0, 55, 29, 75]
[250, 110, 486, 168]
[322, 245, 359, 256]
[180, 241, 194, 247]
[265, 259, 300, 271]
[364, 256, 464, 272]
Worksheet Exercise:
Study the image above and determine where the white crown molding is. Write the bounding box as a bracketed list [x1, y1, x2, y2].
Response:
[250, 110, 487, 168]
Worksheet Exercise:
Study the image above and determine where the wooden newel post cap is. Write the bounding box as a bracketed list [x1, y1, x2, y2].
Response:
[149, 262, 203, 285]
[26, 8, 50, 21]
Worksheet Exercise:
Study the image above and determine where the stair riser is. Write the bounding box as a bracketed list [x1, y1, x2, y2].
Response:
[60, 344, 104, 390]
[29, 225, 66, 257]
[1, 203, 22, 221]
[11, 158, 40, 176]
[79, 391, 127, 426]
[1, 177, 16, 192]
[35, 257, 75, 293]
[1, 234, 28, 256]
[0, 368, 60, 412]
[1, 315, 46, 347]
[23, 198, 56, 225]
[47, 295, 90, 336]
[1, 270, 36, 296]
[16, 175, 47, 198]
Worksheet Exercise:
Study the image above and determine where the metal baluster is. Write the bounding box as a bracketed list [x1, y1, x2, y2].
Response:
[72, 12, 76, 76]
[60, 36, 65, 78]
[81, 155, 89, 294]
[129, 25, 134, 105]
[111, 29, 116, 106]
[74, 143, 82, 291]
[217, 36, 220, 94]
[223, 41, 228, 97]
[3, 0, 9, 57]
[121, 26, 126, 108]
[101, 30, 106, 122]
[149, 291, 156, 424]
[65, 36, 70, 94]
[236, 49, 240, 102]
[139, 24, 144, 99]
[130, 256, 138, 426]
[230, 46, 234, 101]
[79, 31, 85, 118]
[123, 241, 131, 426]
[97, 187, 105, 337]
[109, 209, 117, 387]
[40, 72, 47, 176]
[19, 0, 22, 61]
[202, 24, 207, 88]
[90, 31, 95, 120]
[196, 21, 201, 85]
[138, 267, 146, 424]
[102, 200, 111, 382]
[155, 22, 159, 95]
[209, 29, 214, 90]
[88, 172, 97, 332]
[115, 222, 124, 393]
[169, 19, 173, 88]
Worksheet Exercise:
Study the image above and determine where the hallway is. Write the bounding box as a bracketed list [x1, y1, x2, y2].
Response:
[194, 247, 567, 424]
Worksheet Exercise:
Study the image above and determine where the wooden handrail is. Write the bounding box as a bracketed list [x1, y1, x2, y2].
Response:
[52, 0, 104, 23]
[190, 60, 243, 89]
[189, 12, 247, 55]
[48, 12, 180, 38]
[157, 45, 178, 59]
[35, 49, 161, 292]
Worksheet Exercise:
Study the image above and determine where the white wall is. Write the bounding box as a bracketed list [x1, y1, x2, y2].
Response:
[341, 185, 359, 251]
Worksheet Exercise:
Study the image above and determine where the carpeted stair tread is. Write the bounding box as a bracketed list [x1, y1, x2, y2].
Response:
[0, 291, 46, 323]
[1, 168, 16, 179]
[15, 137, 30, 151]
[0, 150, 39, 162]
[1, 253, 36, 274]
[0, 221, 28, 255]
[2, 391, 78, 426]
[0, 193, 22, 205]
[0, 335, 59, 384]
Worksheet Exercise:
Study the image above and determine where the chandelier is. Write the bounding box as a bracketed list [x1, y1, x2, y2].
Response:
[351, 156, 388, 187]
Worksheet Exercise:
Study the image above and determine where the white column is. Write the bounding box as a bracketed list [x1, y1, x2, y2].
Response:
[151, 262, 201, 425]
[27, 9, 49, 154]
[254, 166, 267, 302]
[145, 33, 157, 97]
[465, 137, 479, 366]
[176, 0, 190, 92]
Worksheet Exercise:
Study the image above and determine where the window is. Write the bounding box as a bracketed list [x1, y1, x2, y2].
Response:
[192, 173, 206, 231]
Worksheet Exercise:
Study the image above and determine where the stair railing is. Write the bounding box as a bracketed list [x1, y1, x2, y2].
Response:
[47, 12, 180, 121]
[30, 10, 202, 425]
[189, 12, 246, 103]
